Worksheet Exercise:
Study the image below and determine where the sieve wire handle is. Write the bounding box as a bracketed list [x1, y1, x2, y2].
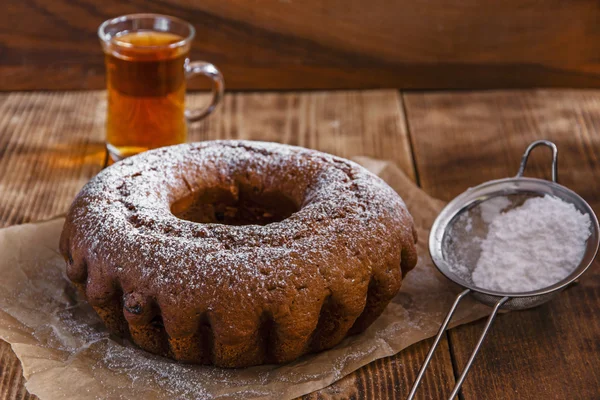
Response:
[516, 140, 558, 183]
[407, 289, 471, 400]
[446, 296, 509, 400]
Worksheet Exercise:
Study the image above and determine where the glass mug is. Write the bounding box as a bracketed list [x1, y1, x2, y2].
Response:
[98, 14, 224, 161]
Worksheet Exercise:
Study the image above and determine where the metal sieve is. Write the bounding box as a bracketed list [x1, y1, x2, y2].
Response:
[407, 140, 600, 400]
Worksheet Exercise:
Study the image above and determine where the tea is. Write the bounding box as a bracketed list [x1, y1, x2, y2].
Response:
[99, 14, 224, 161]
[105, 31, 189, 160]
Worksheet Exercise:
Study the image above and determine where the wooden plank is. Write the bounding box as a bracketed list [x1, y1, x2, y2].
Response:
[0, 90, 455, 399]
[0, 342, 35, 400]
[2, 0, 600, 90]
[404, 89, 600, 399]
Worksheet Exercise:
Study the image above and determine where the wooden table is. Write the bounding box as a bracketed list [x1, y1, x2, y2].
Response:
[0, 89, 598, 399]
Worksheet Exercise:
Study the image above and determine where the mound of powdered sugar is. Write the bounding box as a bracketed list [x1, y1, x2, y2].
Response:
[471, 195, 592, 292]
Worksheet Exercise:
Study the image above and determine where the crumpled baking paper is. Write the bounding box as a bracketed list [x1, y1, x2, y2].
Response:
[0, 157, 489, 400]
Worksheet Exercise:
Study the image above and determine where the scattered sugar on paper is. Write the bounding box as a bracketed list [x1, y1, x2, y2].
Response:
[471, 195, 592, 292]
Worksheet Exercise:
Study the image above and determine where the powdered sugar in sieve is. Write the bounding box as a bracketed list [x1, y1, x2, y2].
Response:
[408, 140, 600, 400]
[443, 193, 591, 293]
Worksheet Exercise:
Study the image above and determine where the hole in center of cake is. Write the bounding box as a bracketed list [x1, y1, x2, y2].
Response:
[171, 184, 299, 226]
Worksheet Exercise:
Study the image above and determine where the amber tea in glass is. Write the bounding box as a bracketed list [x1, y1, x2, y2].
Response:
[98, 14, 224, 161]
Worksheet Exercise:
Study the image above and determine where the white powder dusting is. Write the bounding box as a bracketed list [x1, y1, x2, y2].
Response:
[67, 140, 410, 297]
[479, 195, 512, 224]
[464, 216, 473, 233]
[61, 140, 416, 364]
[471, 195, 592, 292]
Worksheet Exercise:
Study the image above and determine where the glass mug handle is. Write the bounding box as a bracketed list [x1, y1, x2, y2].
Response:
[184, 60, 225, 122]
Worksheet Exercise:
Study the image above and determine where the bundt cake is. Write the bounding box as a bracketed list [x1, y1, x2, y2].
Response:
[60, 140, 418, 367]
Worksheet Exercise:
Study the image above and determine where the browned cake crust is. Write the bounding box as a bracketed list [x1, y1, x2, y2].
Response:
[60, 140, 417, 367]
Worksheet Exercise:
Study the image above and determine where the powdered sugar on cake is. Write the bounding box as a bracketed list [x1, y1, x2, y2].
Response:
[71, 142, 408, 288]
[61, 140, 417, 351]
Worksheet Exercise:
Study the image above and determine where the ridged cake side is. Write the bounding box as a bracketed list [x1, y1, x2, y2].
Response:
[60, 141, 418, 367]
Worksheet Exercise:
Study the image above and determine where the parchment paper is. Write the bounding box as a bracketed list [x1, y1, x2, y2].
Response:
[0, 157, 489, 400]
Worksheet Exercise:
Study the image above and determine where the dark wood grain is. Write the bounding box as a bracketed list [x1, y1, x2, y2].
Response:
[0, 342, 35, 400]
[404, 89, 600, 399]
[0, 89, 457, 399]
[2, 0, 600, 90]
